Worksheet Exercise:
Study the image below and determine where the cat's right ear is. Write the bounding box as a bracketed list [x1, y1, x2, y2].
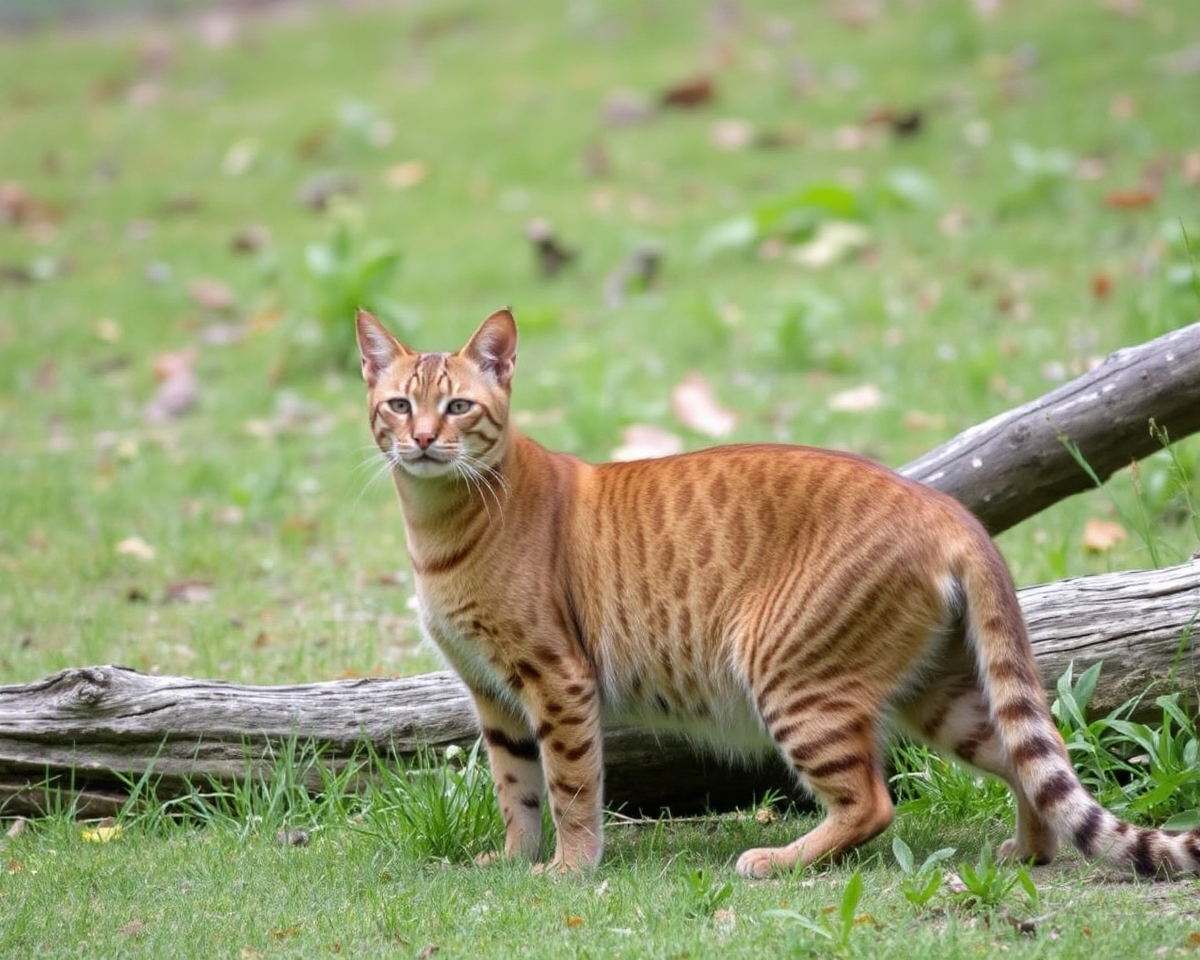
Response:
[356, 309, 413, 387]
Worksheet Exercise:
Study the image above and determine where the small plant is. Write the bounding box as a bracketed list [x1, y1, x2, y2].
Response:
[891, 836, 955, 909]
[889, 740, 1011, 823]
[952, 842, 1038, 912]
[1052, 661, 1200, 828]
[363, 740, 502, 863]
[681, 866, 733, 920]
[301, 208, 408, 365]
[766, 867, 865, 954]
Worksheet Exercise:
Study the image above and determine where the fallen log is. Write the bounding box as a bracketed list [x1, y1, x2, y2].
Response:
[900, 318, 1200, 533]
[3, 320, 1199, 818]
[1, 560, 1197, 818]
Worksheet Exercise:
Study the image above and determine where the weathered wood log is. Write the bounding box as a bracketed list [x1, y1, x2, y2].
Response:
[3, 321, 1198, 818]
[2, 561, 1197, 818]
[900, 319, 1200, 533]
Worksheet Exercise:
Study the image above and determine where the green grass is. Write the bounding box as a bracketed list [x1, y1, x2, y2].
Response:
[2, 0, 1200, 956]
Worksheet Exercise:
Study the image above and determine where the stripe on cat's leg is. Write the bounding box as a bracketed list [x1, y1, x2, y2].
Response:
[738, 706, 893, 878]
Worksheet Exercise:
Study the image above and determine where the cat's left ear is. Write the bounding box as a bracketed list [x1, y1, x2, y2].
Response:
[461, 308, 518, 388]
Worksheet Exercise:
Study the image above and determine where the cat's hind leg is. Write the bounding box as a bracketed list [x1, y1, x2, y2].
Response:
[737, 691, 895, 878]
[896, 651, 1058, 865]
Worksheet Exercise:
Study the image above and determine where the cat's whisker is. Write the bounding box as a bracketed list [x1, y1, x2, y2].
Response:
[352, 450, 400, 504]
[452, 458, 494, 523]
[458, 452, 508, 520]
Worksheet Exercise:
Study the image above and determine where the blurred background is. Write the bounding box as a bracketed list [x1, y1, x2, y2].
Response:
[1, 0, 1198, 685]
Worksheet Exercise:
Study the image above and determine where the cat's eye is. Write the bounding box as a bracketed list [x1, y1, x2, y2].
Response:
[386, 397, 411, 415]
[446, 399, 473, 415]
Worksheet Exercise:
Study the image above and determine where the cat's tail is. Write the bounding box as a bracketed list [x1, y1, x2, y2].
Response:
[956, 540, 1200, 877]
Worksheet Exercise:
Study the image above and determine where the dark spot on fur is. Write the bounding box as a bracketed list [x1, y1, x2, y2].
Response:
[483, 728, 540, 762]
[1033, 770, 1075, 809]
[561, 741, 592, 763]
[996, 696, 1043, 723]
[1072, 804, 1104, 856]
[807, 755, 865, 780]
[1010, 734, 1060, 765]
[1132, 829, 1159, 877]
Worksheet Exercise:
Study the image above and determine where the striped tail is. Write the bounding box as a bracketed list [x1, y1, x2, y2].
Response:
[959, 545, 1200, 877]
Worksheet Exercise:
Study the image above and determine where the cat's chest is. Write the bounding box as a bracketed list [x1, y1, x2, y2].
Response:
[416, 587, 516, 698]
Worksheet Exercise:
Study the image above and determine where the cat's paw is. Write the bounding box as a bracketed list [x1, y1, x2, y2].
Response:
[997, 837, 1056, 866]
[735, 846, 798, 879]
[475, 851, 504, 867]
[532, 859, 576, 877]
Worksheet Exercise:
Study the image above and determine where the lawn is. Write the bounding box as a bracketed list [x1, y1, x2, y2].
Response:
[1, 0, 1199, 957]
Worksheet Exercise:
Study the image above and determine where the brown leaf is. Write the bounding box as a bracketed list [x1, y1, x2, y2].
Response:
[565, 915, 584, 928]
[1082, 519, 1127, 553]
[416, 946, 440, 960]
[6, 859, 23, 874]
[1103, 187, 1157, 209]
[231, 225, 272, 254]
[1091, 272, 1114, 300]
[672, 374, 737, 437]
[145, 348, 199, 423]
[660, 75, 715, 109]
[164, 580, 214, 604]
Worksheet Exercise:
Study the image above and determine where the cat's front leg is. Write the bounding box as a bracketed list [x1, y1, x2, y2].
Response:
[521, 666, 605, 873]
[473, 692, 545, 861]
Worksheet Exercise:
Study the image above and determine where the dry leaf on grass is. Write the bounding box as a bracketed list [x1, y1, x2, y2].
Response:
[1103, 187, 1157, 209]
[188, 279, 236, 312]
[384, 160, 429, 190]
[710, 118, 755, 151]
[145, 348, 198, 423]
[115, 536, 156, 561]
[672, 374, 737, 437]
[660, 75, 715, 109]
[789, 221, 870, 268]
[81, 820, 123, 843]
[611, 424, 684, 462]
[827, 383, 883, 413]
[1082, 519, 1127, 553]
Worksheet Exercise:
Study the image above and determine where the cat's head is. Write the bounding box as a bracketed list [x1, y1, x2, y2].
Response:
[356, 308, 517, 480]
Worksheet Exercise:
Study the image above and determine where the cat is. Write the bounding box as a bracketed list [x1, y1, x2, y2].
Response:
[356, 306, 1200, 878]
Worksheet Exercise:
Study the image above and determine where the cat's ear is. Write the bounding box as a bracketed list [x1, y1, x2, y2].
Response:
[461, 308, 518, 388]
[356, 308, 413, 387]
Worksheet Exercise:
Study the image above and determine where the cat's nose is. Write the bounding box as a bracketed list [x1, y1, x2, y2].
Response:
[414, 432, 436, 450]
